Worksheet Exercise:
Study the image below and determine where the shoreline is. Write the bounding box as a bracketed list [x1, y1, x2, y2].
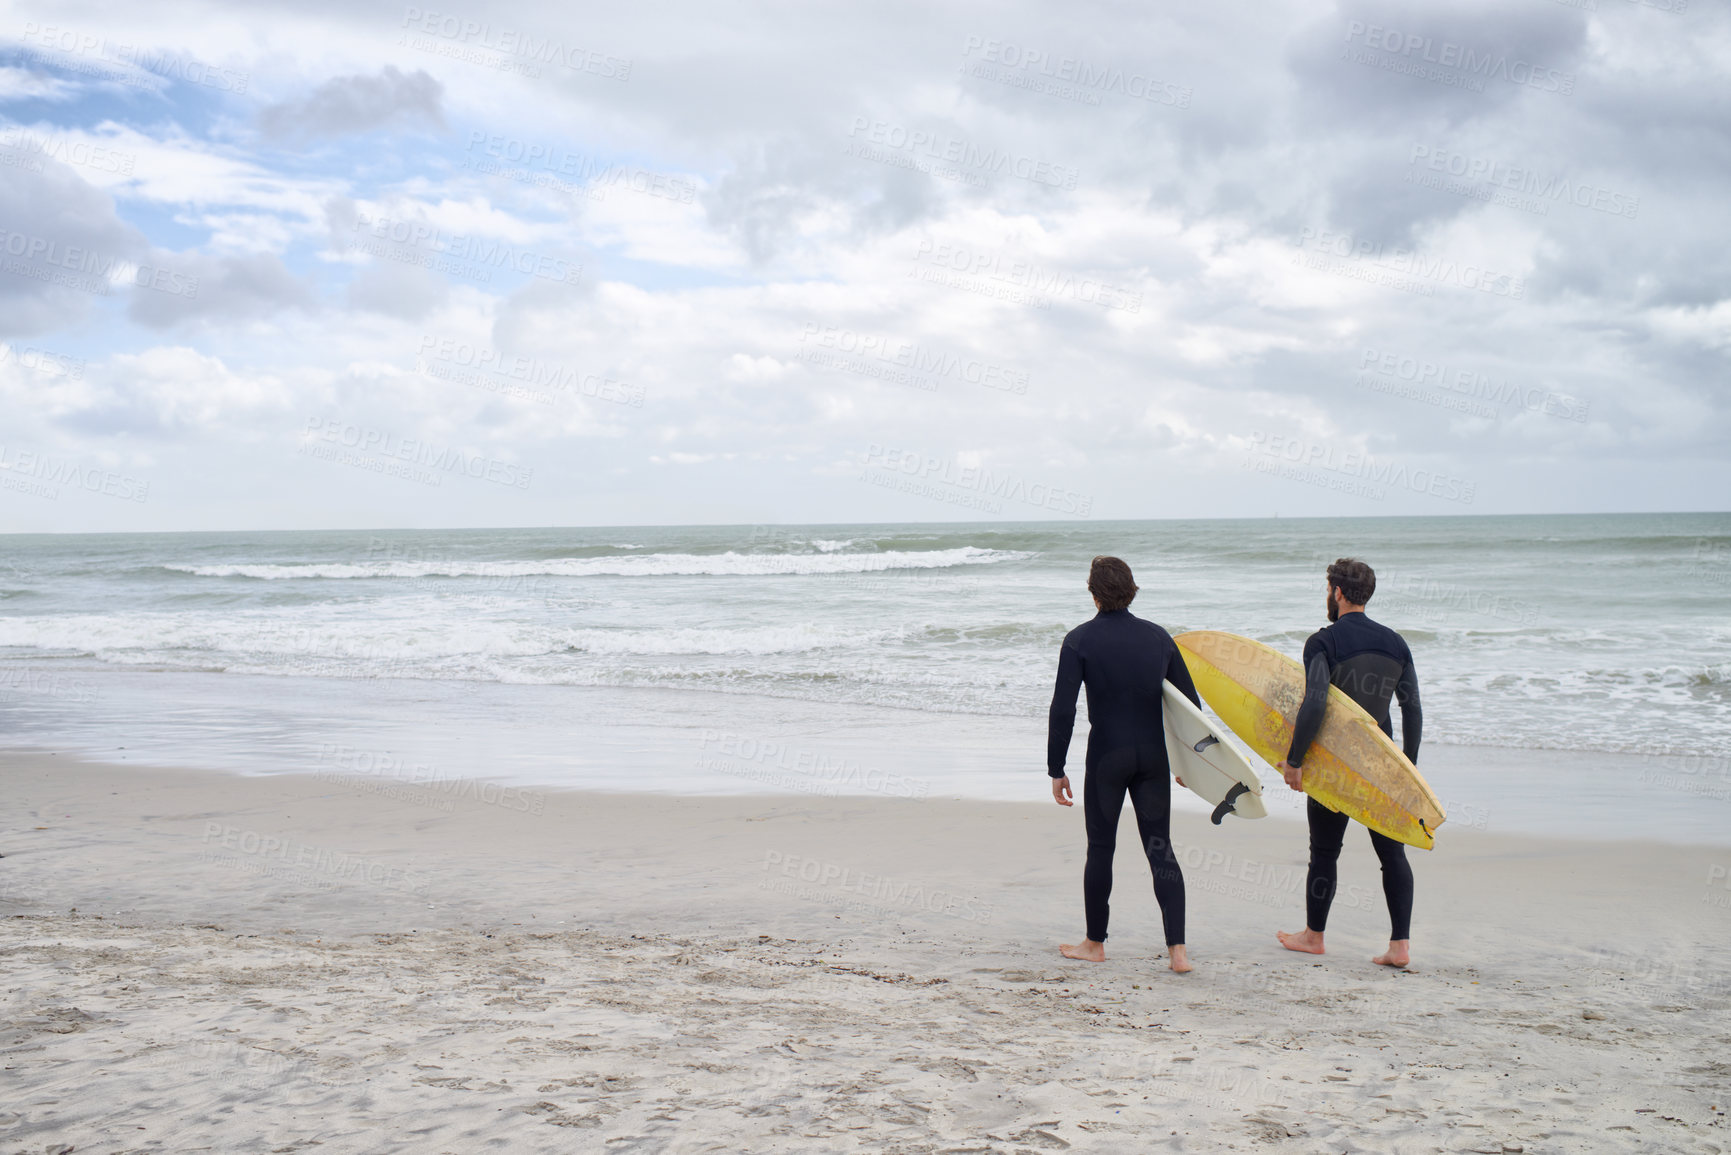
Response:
[1, 657, 1725, 846]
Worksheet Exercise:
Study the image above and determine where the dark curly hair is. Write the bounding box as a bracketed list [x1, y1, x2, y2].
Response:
[1327, 558, 1376, 605]
[1088, 556, 1138, 611]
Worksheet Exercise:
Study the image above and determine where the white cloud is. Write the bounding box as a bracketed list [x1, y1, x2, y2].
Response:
[0, 65, 76, 101]
[0, 0, 1725, 529]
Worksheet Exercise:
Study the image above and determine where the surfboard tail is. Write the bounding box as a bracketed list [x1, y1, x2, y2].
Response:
[1210, 782, 1252, 825]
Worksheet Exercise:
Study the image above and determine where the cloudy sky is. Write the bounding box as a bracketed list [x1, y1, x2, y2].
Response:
[0, 0, 1725, 531]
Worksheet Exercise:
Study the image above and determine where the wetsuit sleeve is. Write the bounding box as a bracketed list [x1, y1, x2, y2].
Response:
[1285, 647, 1332, 767]
[1047, 639, 1083, 778]
[1168, 645, 1202, 710]
[1395, 657, 1422, 764]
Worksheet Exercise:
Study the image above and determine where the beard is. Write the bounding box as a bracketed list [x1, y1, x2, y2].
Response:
[1326, 589, 1340, 623]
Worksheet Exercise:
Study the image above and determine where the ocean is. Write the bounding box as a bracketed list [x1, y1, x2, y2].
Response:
[2, 513, 1728, 839]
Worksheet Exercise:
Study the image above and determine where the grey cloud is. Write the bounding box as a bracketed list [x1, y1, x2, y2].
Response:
[322, 196, 361, 242]
[258, 66, 445, 142]
[0, 158, 146, 338]
[346, 257, 449, 321]
[1287, 0, 1590, 128]
[704, 136, 941, 265]
[126, 252, 316, 328]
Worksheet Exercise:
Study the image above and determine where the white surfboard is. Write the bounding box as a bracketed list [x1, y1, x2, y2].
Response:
[1163, 681, 1267, 822]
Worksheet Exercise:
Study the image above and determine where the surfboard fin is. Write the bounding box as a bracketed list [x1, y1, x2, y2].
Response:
[1193, 735, 1220, 753]
[1211, 782, 1251, 825]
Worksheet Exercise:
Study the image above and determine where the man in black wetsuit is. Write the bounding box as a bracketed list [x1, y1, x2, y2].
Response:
[1275, 558, 1421, 968]
[1048, 556, 1201, 974]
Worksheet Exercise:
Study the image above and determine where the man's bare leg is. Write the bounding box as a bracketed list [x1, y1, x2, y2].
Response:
[1276, 927, 1325, 955]
[1169, 944, 1192, 973]
[1060, 937, 1105, 961]
[1372, 939, 1409, 968]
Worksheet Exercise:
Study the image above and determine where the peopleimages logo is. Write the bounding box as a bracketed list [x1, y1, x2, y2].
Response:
[416, 335, 645, 407]
[399, 7, 632, 79]
[201, 823, 429, 894]
[314, 743, 546, 815]
[20, 21, 251, 92]
[0, 444, 149, 502]
[846, 117, 1079, 190]
[862, 443, 1092, 517]
[1293, 228, 1524, 299]
[959, 35, 1192, 109]
[911, 239, 1141, 312]
[1342, 21, 1576, 94]
[1358, 348, 1589, 422]
[0, 229, 199, 298]
[761, 850, 992, 925]
[699, 730, 930, 800]
[1245, 431, 1476, 504]
[0, 343, 85, 379]
[300, 417, 533, 489]
[1407, 145, 1638, 220]
[798, 324, 1029, 395]
[0, 128, 136, 176]
[463, 132, 696, 204]
[349, 213, 581, 284]
[1707, 864, 1730, 910]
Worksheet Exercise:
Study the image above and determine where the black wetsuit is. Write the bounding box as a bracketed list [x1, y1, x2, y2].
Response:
[1285, 610, 1422, 941]
[1047, 609, 1201, 946]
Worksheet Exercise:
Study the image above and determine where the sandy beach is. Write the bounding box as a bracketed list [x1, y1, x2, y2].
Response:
[3, 751, 1728, 1153]
[1, 0, 1724, 1139]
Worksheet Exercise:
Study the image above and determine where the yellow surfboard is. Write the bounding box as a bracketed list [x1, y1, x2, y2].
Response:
[1174, 630, 1445, 849]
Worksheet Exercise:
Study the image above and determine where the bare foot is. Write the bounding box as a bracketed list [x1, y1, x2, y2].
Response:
[1059, 938, 1105, 961]
[1169, 944, 1192, 973]
[1372, 940, 1410, 968]
[1277, 927, 1325, 955]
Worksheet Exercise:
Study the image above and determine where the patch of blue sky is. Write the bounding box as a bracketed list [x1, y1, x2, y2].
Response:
[22, 302, 145, 365]
[0, 46, 243, 136]
[0, 71, 147, 129]
[245, 124, 451, 183]
[107, 198, 214, 254]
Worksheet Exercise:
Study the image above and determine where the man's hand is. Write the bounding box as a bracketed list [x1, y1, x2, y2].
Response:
[1052, 776, 1074, 806]
[1277, 760, 1305, 792]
